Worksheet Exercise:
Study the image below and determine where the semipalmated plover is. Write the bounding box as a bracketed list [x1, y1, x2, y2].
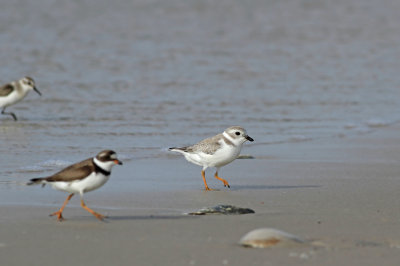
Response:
[0, 76, 41, 121]
[169, 126, 254, 190]
[28, 150, 122, 221]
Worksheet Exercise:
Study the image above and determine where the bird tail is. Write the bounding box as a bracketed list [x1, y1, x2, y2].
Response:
[27, 177, 47, 187]
[169, 147, 189, 153]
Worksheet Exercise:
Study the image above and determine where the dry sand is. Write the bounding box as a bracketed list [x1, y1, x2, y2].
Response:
[1, 124, 400, 265]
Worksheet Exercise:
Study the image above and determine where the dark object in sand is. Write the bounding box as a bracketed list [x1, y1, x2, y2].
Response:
[188, 204, 255, 215]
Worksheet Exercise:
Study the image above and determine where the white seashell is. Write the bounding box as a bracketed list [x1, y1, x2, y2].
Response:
[239, 228, 306, 248]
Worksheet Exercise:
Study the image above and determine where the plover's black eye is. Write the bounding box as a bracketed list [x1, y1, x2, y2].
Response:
[235, 132, 240, 136]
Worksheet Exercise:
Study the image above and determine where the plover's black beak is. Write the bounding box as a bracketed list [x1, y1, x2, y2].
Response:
[245, 135, 254, 142]
[114, 159, 123, 165]
[33, 87, 42, 96]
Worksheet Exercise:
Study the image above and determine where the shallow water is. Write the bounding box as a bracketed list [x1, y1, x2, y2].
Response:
[1, 0, 400, 200]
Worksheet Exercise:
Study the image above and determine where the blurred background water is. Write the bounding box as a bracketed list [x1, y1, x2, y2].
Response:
[0, 0, 399, 200]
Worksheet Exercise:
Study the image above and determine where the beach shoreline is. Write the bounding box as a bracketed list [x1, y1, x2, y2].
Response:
[1, 123, 400, 265]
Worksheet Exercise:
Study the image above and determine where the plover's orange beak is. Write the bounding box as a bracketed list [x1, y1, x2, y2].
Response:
[114, 159, 123, 165]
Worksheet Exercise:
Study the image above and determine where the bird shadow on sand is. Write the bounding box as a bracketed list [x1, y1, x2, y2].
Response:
[106, 215, 195, 221]
[229, 185, 321, 191]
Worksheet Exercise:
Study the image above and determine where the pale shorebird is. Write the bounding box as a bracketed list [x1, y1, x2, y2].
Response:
[0, 76, 41, 121]
[169, 126, 254, 190]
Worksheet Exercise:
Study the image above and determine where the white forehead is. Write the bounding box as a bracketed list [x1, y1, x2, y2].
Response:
[110, 153, 117, 159]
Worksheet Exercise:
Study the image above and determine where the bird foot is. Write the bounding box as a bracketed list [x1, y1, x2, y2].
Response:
[204, 187, 218, 191]
[93, 212, 107, 221]
[49, 211, 65, 222]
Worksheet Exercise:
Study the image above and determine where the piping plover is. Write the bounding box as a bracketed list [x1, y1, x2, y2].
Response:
[28, 150, 122, 221]
[0, 76, 41, 121]
[169, 126, 254, 190]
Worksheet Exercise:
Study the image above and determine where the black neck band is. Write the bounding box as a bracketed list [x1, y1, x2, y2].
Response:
[93, 159, 111, 176]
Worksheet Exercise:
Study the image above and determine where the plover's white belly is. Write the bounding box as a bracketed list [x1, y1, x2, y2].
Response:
[186, 145, 241, 168]
[51, 173, 110, 194]
[209, 145, 241, 167]
[183, 153, 205, 167]
[0, 91, 27, 107]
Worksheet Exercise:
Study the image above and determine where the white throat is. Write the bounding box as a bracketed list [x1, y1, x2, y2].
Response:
[93, 157, 114, 172]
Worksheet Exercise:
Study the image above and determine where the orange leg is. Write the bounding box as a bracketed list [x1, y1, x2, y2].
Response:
[201, 170, 216, 191]
[214, 171, 230, 188]
[50, 193, 74, 221]
[80, 199, 106, 221]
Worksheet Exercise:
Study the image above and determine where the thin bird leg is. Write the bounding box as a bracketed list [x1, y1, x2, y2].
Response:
[50, 193, 74, 221]
[80, 198, 106, 220]
[201, 170, 216, 191]
[1, 107, 17, 121]
[214, 171, 230, 188]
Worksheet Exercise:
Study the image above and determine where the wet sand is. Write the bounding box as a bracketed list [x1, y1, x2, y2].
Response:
[1, 124, 400, 265]
[1, 0, 400, 264]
